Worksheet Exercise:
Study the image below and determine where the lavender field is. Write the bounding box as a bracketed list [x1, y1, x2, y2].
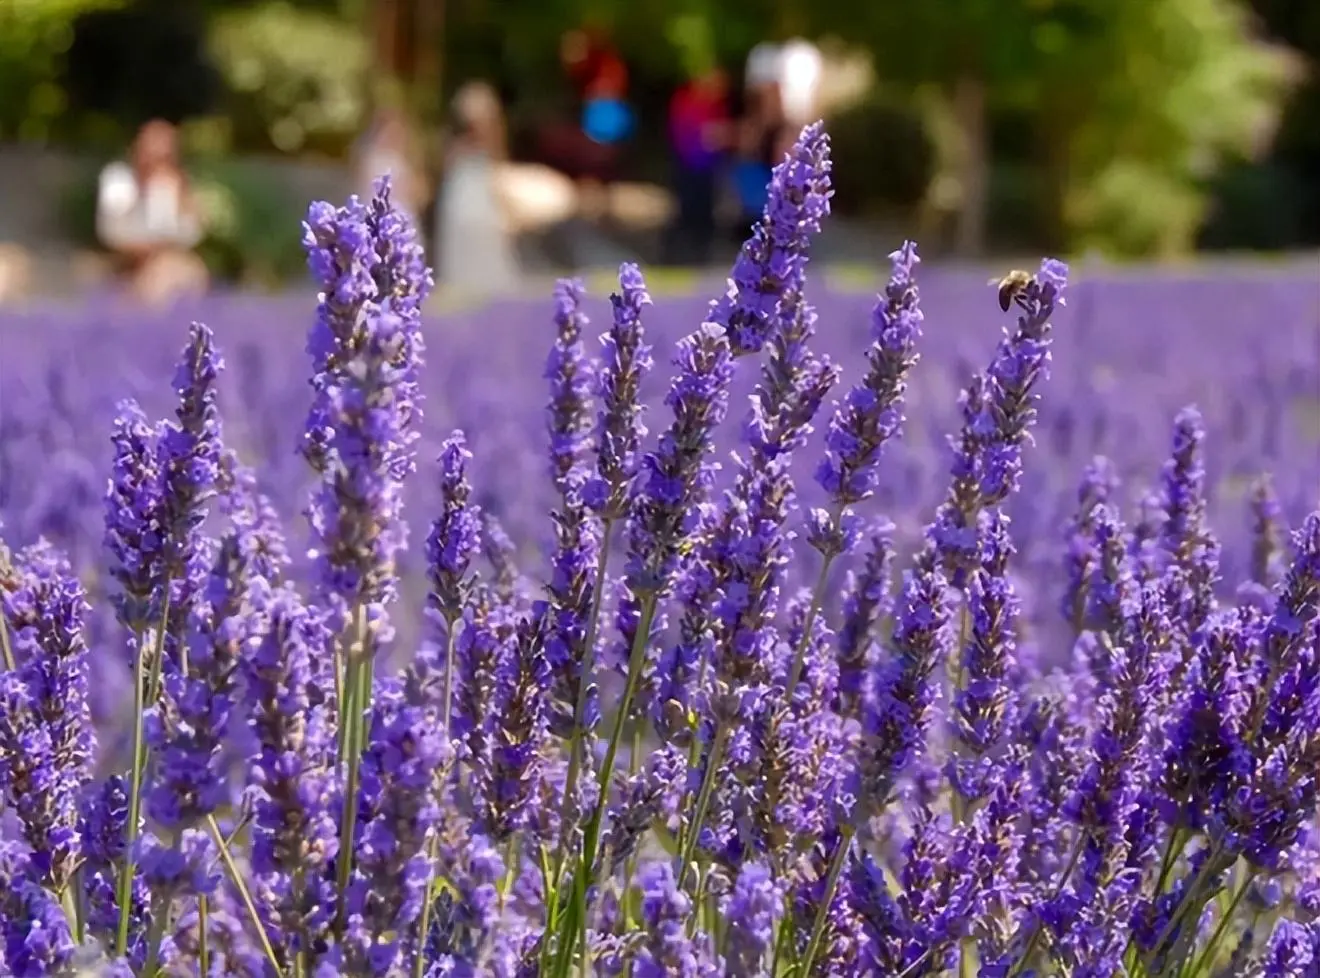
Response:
[2, 260, 1317, 657]
[2, 126, 1320, 978]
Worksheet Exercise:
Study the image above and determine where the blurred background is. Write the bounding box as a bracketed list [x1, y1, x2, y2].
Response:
[0, 0, 1317, 300]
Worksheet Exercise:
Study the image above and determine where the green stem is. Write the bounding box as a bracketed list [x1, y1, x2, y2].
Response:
[1007, 831, 1086, 978]
[799, 827, 854, 978]
[440, 616, 458, 733]
[770, 898, 794, 976]
[412, 833, 442, 978]
[0, 609, 15, 672]
[500, 835, 521, 908]
[676, 723, 730, 890]
[199, 894, 210, 977]
[1181, 870, 1254, 978]
[411, 620, 459, 978]
[538, 845, 557, 976]
[1144, 843, 1224, 971]
[621, 722, 644, 927]
[551, 519, 616, 889]
[1123, 827, 1188, 973]
[143, 831, 183, 977]
[59, 885, 81, 947]
[115, 624, 150, 957]
[784, 504, 845, 699]
[206, 813, 283, 975]
[334, 606, 375, 941]
[554, 596, 657, 978]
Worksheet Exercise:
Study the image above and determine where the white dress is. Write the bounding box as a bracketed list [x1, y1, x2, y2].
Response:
[436, 151, 520, 295]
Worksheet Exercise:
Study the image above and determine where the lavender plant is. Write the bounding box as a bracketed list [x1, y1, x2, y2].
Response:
[2, 134, 1319, 978]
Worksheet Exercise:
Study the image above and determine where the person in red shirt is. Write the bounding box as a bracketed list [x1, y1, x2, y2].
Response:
[538, 27, 634, 189]
[664, 66, 732, 264]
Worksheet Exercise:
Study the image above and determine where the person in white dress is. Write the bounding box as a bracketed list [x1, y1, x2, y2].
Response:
[353, 105, 428, 231]
[96, 119, 208, 304]
[777, 38, 824, 129]
[435, 82, 521, 297]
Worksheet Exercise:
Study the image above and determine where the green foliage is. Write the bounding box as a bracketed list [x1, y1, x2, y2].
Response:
[825, 96, 936, 220]
[0, 0, 125, 140]
[809, 0, 1295, 257]
[1052, 0, 1297, 256]
[207, 2, 370, 154]
[59, 156, 308, 286]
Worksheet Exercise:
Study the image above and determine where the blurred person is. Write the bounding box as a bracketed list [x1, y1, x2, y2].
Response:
[353, 104, 428, 230]
[435, 81, 520, 296]
[664, 65, 732, 264]
[95, 119, 208, 304]
[732, 43, 789, 232]
[777, 38, 823, 129]
[537, 27, 635, 218]
[0, 244, 31, 304]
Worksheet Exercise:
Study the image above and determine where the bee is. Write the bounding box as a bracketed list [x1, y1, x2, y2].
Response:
[991, 269, 1035, 312]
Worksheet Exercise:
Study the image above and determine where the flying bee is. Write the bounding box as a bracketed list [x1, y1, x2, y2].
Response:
[991, 269, 1035, 312]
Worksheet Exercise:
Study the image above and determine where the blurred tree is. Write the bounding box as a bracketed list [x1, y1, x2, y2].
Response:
[807, 0, 1295, 257]
[63, 0, 221, 140]
[0, 0, 127, 140]
[207, 1, 371, 154]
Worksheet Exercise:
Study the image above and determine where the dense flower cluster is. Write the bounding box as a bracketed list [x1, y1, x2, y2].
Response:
[2, 134, 1319, 978]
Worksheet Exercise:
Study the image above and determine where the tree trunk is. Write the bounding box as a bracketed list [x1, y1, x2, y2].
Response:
[951, 71, 988, 258]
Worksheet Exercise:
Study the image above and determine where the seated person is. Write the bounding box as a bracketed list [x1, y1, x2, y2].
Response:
[96, 119, 208, 304]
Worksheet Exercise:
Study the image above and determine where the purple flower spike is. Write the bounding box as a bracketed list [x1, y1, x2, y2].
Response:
[475, 615, 551, 843]
[816, 241, 923, 509]
[0, 842, 76, 978]
[586, 262, 654, 519]
[631, 861, 718, 978]
[241, 585, 341, 969]
[346, 671, 453, 976]
[302, 178, 432, 639]
[104, 399, 166, 633]
[1060, 456, 1120, 634]
[860, 554, 955, 815]
[1249, 474, 1289, 590]
[426, 432, 482, 627]
[158, 322, 226, 622]
[949, 510, 1021, 802]
[928, 258, 1068, 578]
[1158, 405, 1221, 633]
[545, 277, 594, 495]
[724, 862, 784, 974]
[835, 518, 897, 721]
[708, 122, 832, 357]
[0, 547, 94, 892]
[624, 323, 735, 597]
[219, 453, 291, 585]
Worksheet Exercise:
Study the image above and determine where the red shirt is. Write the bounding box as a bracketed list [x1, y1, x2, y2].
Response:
[669, 83, 728, 171]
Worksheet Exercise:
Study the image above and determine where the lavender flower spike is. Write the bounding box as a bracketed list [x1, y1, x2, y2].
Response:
[631, 862, 719, 977]
[708, 122, 832, 357]
[625, 323, 735, 597]
[157, 321, 226, 626]
[816, 240, 923, 509]
[302, 179, 432, 638]
[426, 432, 482, 628]
[545, 277, 594, 496]
[104, 399, 166, 634]
[586, 262, 654, 519]
[1249, 473, 1288, 590]
[859, 553, 955, 816]
[0, 547, 95, 892]
[242, 586, 340, 970]
[0, 841, 76, 977]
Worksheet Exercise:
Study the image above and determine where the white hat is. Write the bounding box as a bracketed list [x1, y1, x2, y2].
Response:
[745, 42, 782, 87]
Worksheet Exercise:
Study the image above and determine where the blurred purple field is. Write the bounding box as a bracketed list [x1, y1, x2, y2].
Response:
[2, 264, 1318, 730]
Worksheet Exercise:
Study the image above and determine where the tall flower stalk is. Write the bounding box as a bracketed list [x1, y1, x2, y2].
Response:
[300, 177, 430, 938]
